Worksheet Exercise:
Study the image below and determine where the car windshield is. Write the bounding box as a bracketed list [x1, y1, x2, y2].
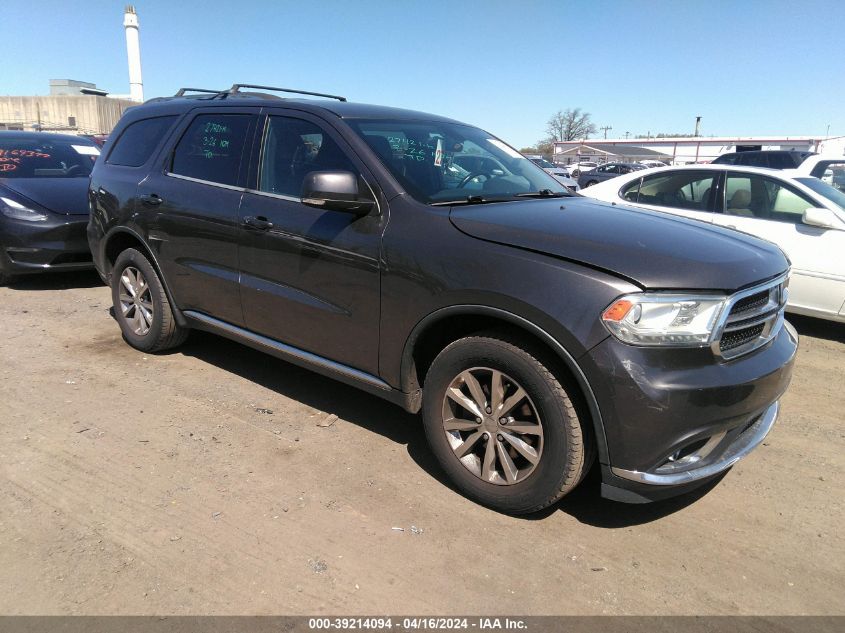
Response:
[795, 177, 845, 212]
[0, 137, 99, 178]
[347, 119, 567, 204]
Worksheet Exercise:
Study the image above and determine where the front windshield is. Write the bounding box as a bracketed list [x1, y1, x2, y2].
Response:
[0, 137, 99, 179]
[347, 119, 567, 204]
[796, 177, 845, 212]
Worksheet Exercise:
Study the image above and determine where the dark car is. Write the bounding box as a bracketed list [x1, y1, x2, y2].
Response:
[0, 131, 100, 285]
[712, 150, 815, 169]
[578, 162, 645, 188]
[87, 84, 796, 514]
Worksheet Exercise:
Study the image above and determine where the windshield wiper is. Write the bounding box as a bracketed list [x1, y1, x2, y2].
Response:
[514, 189, 569, 198]
[431, 195, 508, 206]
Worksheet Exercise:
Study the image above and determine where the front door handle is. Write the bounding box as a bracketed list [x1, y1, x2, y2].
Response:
[243, 215, 274, 231]
[139, 193, 163, 206]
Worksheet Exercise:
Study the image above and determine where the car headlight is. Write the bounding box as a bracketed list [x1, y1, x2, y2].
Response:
[0, 197, 48, 222]
[602, 293, 727, 346]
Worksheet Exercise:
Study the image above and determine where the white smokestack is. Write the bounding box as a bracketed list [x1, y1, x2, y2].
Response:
[123, 5, 144, 102]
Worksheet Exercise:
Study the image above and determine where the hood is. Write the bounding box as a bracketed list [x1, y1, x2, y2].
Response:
[0, 177, 90, 216]
[449, 197, 788, 291]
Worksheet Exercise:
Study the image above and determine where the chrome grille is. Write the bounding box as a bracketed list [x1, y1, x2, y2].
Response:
[712, 275, 788, 360]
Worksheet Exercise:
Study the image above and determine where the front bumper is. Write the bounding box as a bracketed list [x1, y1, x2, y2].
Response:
[582, 319, 798, 503]
[0, 212, 93, 275]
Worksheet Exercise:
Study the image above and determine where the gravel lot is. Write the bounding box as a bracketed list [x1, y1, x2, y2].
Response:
[0, 271, 842, 615]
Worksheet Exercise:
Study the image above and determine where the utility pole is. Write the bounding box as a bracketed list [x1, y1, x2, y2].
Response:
[694, 116, 702, 137]
[600, 125, 612, 140]
[624, 131, 630, 139]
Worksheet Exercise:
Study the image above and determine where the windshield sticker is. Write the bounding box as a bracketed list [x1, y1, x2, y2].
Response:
[434, 138, 443, 167]
[72, 144, 100, 156]
[487, 139, 522, 159]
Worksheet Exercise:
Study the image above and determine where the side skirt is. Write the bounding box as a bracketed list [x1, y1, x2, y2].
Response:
[183, 310, 419, 413]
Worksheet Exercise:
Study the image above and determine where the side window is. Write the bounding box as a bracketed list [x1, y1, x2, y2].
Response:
[107, 116, 178, 167]
[637, 171, 716, 211]
[170, 114, 252, 187]
[258, 116, 357, 197]
[725, 174, 815, 223]
[620, 177, 641, 202]
[811, 161, 845, 192]
[768, 153, 793, 169]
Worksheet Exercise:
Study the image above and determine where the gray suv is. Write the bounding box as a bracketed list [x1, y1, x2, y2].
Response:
[88, 84, 797, 514]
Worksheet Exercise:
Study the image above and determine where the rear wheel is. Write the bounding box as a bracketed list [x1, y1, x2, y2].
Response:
[111, 248, 188, 352]
[585, 180, 598, 188]
[422, 333, 591, 514]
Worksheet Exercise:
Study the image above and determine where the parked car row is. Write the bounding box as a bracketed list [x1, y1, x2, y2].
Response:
[0, 93, 811, 515]
[527, 157, 580, 191]
[577, 161, 646, 189]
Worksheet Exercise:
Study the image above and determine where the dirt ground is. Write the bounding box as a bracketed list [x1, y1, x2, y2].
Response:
[0, 270, 842, 616]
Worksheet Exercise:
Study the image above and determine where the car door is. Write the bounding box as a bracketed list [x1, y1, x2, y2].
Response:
[137, 107, 257, 326]
[711, 171, 845, 318]
[237, 110, 385, 375]
[618, 169, 718, 223]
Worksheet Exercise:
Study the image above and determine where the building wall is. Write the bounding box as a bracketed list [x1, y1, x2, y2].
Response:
[554, 136, 845, 165]
[0, 95, 135, 135]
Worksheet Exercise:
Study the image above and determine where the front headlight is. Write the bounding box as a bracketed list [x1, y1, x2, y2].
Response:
[602, 293, 727, 346]
[0, 197, 48, 222]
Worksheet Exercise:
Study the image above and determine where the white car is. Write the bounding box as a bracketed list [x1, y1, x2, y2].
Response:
[528, 158, 580, 191]
[793, 155, 845, 192]
[565, 161, 599, 178]
[581, 164, 845, 322]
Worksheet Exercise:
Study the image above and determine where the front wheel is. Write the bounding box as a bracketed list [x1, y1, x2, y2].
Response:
[585, 180, 598, 188]
[421, 333, 591, 514]
[111, 248, 188, 352]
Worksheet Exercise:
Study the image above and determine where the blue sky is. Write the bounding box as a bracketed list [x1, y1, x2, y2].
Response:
[3, 0, 843, 147]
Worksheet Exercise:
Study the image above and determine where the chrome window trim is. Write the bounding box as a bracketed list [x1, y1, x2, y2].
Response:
[245, 188, 300, 203]
[165, 172, 247, 193]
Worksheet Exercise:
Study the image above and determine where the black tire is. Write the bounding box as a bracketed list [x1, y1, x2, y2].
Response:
[111, 248, 188, 352]
[421, 333, 591, 515]
[0, 272, 10, 286]
[585, 180, 598, 188]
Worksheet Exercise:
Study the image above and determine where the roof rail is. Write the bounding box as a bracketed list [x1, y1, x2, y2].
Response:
[226, 84, 347, 102]
[174, 87, 225, 97]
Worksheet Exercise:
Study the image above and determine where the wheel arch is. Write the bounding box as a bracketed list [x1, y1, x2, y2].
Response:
[102, 227, 188, 328]
[400, 305, 609, 464]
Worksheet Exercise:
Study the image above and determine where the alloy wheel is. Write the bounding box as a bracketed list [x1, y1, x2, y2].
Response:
[118, 266, 154, 336]
[441, 367, 544, 485]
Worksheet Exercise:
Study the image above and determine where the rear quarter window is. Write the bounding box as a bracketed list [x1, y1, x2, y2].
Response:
[106, 116, 178, 167]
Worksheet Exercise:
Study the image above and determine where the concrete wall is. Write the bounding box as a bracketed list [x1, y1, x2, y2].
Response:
[0, 95, 135, 135]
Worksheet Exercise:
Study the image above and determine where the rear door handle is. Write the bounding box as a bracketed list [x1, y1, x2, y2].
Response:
[139, 193, 163, 206]
[243, 215, 274, 231]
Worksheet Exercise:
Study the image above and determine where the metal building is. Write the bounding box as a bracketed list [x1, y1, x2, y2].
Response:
[554, 135, 845, 166]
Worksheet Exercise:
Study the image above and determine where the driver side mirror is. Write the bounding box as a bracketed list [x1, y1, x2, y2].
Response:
[802, 207, 842, 230]
[301, 171, 375, 216]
